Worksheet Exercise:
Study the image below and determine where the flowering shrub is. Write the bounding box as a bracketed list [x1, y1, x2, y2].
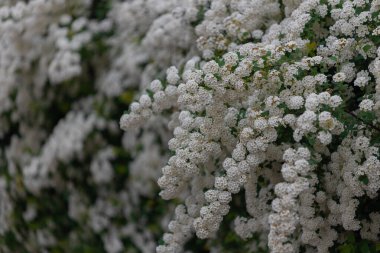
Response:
[121, 0, 380, 252]
[2, 0, 380, 252]
[0, 0, 185, 252]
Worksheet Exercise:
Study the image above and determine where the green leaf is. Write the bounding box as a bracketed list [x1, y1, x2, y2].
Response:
[305, 135, 316, 147]
[339, 244, 354, 253]
[363, 44, 372, 53]
[359, 175, 369, 185]
[309, 158, 319, 165]
[359, 241, 371, 253]
[146, 89, 154, 99]
[120, 90, 135, 104]
[347, 233, 356, 244]
[306, 41, 317, 55]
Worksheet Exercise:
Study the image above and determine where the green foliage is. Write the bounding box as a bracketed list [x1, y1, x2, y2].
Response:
[337, 233, 378, 253]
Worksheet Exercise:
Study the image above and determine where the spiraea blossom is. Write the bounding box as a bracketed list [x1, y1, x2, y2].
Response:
[120, 0, 380, 252]
[2, 0, 380, 252]
[0, 0, 192, 252]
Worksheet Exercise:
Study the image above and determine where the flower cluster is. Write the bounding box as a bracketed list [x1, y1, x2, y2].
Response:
[120, 0, 380, 252]
[0, 0, 193, 252]
[3, 0, 380, 252]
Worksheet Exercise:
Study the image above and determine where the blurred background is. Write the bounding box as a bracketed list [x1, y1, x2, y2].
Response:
[0, 0, 188, 252]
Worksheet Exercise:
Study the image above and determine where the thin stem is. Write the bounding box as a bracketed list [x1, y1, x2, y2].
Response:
[345, 110, 380, 132]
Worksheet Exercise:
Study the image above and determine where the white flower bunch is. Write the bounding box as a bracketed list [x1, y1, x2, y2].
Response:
[0, 0, 198, 252]
[120, 0, 380, 252]
[3, 0, 380, 252]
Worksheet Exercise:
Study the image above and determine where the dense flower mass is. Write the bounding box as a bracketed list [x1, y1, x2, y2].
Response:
[120, 0, 380, 252]
[2, 0, 380, 252]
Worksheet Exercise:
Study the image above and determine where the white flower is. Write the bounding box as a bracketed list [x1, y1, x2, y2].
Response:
[354, 70, 371, 88]
[317, 131, 332, 145]
[333, 72, 347, 82]
[359, 99, 374, 111]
